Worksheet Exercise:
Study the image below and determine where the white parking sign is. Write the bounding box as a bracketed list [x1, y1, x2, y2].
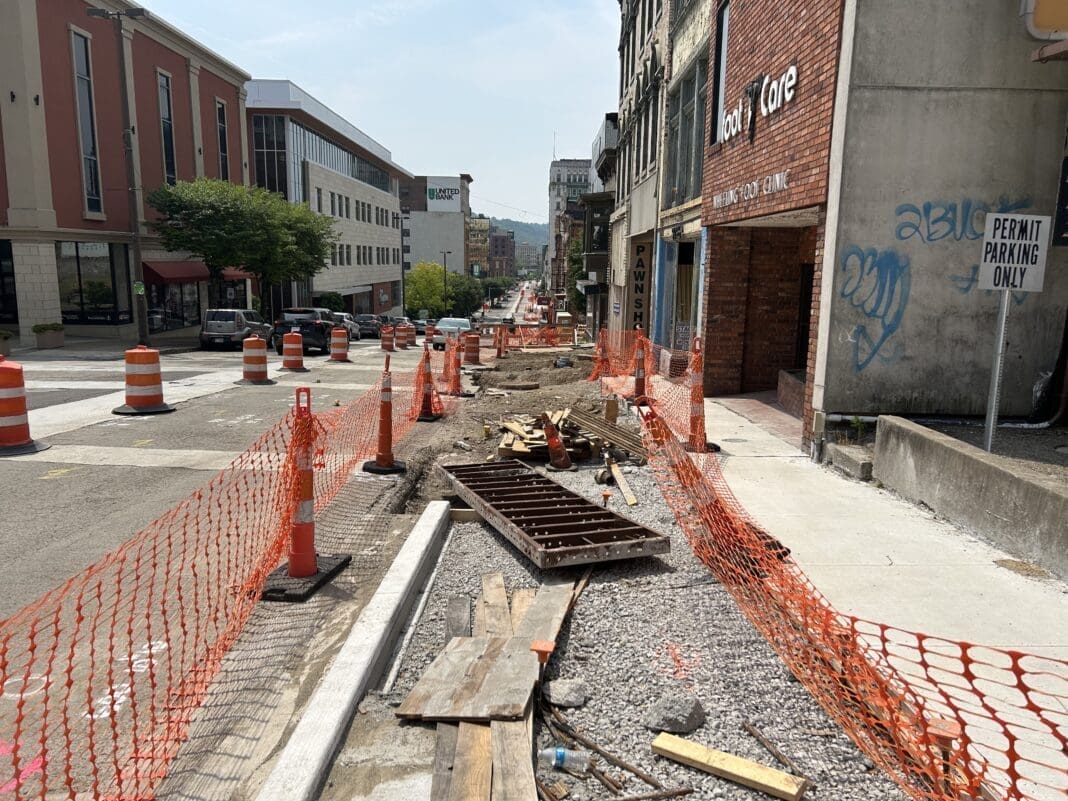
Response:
[978, 213, 1051, 293]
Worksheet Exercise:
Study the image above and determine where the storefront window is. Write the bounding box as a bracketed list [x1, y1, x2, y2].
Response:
[0, 241, 17, 324]
[55, 241, 132, 325]
[147, 281, 202, 332]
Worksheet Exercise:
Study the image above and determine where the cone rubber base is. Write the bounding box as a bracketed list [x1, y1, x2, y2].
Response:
[327, 358, 352, 364]
[261, 554, 351, 602]
[548, 464, 577, 472]
[234, 378, 277, 386]
[362, 459, 406, 475]
[417, 413, 442, 422]
[280, 366, 310, 373]
[112, 403, 175, 416]
[0, 439, 51, 457]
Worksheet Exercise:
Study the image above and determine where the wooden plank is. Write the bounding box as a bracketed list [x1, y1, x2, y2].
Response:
[452, 508, 485, 523]
[398, 636, 489, 718]
[434, 596, 475, 801]
[509, 588, 537, 632]
[503, 421, 531, 438]
[474, 593, 486, 639]
[491, 719, 537, 801]
[608, 461, 638, 506]
[449, 722, 493, 801]
[481, 573, 513, 638]
[651, 733, 807, 801]
[512, 580, 577, 643]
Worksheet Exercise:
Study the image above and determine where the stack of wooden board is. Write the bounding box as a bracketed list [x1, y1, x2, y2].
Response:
[400, 573, 582, 801]
[496, 411, 588, 461]
[563, 407, 646, 464]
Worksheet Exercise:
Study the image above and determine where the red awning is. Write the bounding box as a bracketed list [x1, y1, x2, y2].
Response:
[143, 260, 210, 283]
[222, 268, 253, 281]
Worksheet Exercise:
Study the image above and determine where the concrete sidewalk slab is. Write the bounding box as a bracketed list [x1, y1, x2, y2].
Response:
[705, 400, 1068, 659]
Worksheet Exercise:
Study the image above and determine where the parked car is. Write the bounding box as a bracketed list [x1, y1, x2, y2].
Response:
[431, 317, 472, 350]
[413, 319, 428, 334]
[392, 316, 413, 329]
[332, 312, 363, 341]
[501, 314, 515, 325]
[354, 313, 382, 338]
[270, 307, 336, 354]
[199, 308, 272, 349]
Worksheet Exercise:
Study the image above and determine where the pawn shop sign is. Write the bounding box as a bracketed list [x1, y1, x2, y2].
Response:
[979, 213, 1051, 292]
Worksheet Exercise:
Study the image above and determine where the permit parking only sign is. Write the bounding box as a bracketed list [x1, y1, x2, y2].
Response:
[978, 213, 1051, 292]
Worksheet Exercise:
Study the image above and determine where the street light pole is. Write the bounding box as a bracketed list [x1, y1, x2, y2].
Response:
[89, 7, 150, 346]
[441, 250, 451, 317]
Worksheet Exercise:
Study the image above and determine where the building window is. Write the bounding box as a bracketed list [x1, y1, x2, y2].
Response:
[252, 114, 289, 197]
[158, 72, 177, 185]
[330, 192, 337, 216]
[345, 196, 351, 218]
[331, 244, 337, 266]
[55, 241, 132, 325]
[0, 241, 17, 324]
[316, 187, 323, 213]
[712, 1, 730, 144]
[71, 32, 102, 214]
[216, 100, 229, 180]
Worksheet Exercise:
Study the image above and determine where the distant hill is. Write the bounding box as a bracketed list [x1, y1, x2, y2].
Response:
[489, 217, 548, 248]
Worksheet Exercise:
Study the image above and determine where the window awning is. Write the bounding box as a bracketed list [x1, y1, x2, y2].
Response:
[222, 268, 254, 281]
[143, 260, 209, 283]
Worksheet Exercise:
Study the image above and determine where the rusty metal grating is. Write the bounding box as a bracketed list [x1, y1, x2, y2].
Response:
[439, 460, 670, 568]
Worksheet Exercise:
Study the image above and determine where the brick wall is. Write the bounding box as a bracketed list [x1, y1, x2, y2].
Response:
[701, 0, 843, 228]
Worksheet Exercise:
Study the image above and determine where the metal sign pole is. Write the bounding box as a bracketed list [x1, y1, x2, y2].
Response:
[983, 290, 1011, 452]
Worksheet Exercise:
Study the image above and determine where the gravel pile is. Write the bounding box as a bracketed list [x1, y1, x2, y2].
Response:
[383, 451, 907, 800]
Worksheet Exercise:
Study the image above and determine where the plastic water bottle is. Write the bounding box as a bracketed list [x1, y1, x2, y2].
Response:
[537, 747, 590, 771]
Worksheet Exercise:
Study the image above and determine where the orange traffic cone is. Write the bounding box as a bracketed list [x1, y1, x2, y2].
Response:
[542, 414, 574, 471]
[288, 387, 318, 577]
[687, 337, 707, 452]
[363, 356, 406, 474]
[413, 344, 443, 422]
[113, 345, 175, 415]
[630, 328, 647, 401]
[0, 356, 50, 456]
[589, 328, 611, 381]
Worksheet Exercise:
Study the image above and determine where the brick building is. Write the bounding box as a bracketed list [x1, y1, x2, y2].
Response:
[466, 214, 489, 277]
[0, 0, 250, 341]
[699, 0, 1068, 446]
[488, 227, 515, 278]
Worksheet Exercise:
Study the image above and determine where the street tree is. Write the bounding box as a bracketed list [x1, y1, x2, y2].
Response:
[567, 235, 586, 313]
[405, 262, 448, 318]
[448, 274, 484, 318]
[148, 178, 335, 309]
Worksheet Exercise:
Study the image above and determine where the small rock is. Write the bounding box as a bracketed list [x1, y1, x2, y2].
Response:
[543, 679, 590, 708]
[642, 693, 706, 734]
[453, 440, 473, 451]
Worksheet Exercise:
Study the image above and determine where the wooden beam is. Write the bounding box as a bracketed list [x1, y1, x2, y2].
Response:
[651, 733, 807, 801]
[481, 573, 513, 637]
[608, 460, 638, 506]
[491, 718, 538, 801]
[449, 723, 493, 801]
[510, 588, 537, 632]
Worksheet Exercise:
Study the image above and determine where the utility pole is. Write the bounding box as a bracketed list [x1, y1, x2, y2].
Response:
[88, 6, 151, 345]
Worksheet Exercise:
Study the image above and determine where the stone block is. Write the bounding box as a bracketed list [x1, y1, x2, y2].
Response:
[826, 442, 873, 481]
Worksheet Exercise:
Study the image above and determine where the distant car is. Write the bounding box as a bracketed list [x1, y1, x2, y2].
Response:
[413, 319, 428, 334]
[392, 316, 413, 328]
[354, 313, 382, 338]
[431, 317, 472, 350]
[271, 307, 335, 354]
[200, 308, 272, 349]
[332, 312, 363, 342]
[502, 315, 515, 325]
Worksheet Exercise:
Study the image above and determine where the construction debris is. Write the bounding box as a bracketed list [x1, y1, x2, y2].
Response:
[563, 407, 646, 464]
[438, 461, 670, 568]
[651, 732, 809, 801]
[742, 719, 810, 783]
[607, 458, 638, 506]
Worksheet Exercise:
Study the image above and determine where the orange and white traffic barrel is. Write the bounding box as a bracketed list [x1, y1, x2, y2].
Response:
[0, 356, 50, 455]
[404, 325, 417, 348]
[328, 326, 351, 363]
[238, 335, 274, 385]
[463, 331, 481, 365]
[113, 345, 175, 415]
[394, 325, 408, 350]
[424, 325, 436, 347]
[381, 325, 395, 352]
[281, 332, 308, 372]
[363, 356, 406, 475]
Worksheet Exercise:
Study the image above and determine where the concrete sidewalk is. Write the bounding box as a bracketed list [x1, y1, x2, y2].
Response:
[704, 399, 1068, 659]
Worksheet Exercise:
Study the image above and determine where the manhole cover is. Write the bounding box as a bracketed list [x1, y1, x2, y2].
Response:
[1056, 445, 1068, 455]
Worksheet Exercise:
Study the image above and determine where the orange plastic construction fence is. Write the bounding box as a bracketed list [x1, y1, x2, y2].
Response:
[594, 331, 1067, 801]
[0, 367, 454, 799]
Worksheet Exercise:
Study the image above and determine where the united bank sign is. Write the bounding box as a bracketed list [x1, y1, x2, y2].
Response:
[426, 177, 462, 212]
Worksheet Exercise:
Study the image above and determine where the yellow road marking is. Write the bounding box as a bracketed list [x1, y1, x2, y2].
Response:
[132, 439, 154, 448]
[39, 467, 77, 480]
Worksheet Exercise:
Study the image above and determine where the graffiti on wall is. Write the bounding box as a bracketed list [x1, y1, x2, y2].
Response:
[840, 195, 1033, 373]
[839, 245, 911, 372]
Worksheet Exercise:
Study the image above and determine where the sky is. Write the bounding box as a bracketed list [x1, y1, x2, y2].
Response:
[139, 0, 620, 224]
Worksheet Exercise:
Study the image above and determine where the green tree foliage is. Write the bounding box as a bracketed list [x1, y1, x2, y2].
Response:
[567, 235, 586, 314]
[317, 291, 344, 312]
[448, 274, 484, 318]
[148, 178, 336, 307]
[405, 262, 448, 318]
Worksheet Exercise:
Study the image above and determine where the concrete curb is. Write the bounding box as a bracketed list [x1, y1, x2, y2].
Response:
[253, 500, 451, 801]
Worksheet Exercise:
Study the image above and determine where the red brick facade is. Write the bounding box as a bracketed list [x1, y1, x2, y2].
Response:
[700, 0, 843, 444]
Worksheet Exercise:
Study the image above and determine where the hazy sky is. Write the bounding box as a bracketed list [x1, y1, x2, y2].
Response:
[140, 0, 620, 223]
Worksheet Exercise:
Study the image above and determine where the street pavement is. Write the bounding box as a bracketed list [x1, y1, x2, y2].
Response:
[0, 338, 425, 621]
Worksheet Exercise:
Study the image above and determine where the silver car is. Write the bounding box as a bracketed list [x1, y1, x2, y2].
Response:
[431, 317, 472, 350]
[199, 309, 272, 349]
[332, 312, 363, 341]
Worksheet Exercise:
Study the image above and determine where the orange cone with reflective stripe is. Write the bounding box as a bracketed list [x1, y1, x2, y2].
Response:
[542, 414, 574, 471]
[687, 337, 707, 452]
[113, 345, 175, 415]
[281, 332, 308, 372]
[0, 356, 50, 455]
[414, 344, 443, 422]
[381, 325, 395, 352]
[238, 335, 274, 385]
[589, 328, 611, 381]
[328, 326, 351, 363]
[363, 356, 406, 474]
[629, 327, 647, 401]
[289, 387, 318, 578]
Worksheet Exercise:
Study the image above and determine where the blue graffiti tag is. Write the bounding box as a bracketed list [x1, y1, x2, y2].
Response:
[949, 264, 1029, 306]
[839, 246, 911, 372]
[894, 196, 1033, 243]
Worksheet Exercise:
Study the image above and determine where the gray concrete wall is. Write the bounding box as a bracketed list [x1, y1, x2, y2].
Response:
[406, 211, 465, 274]
[824, 0, 1068, 416]
[873, 416, 1068, 581]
